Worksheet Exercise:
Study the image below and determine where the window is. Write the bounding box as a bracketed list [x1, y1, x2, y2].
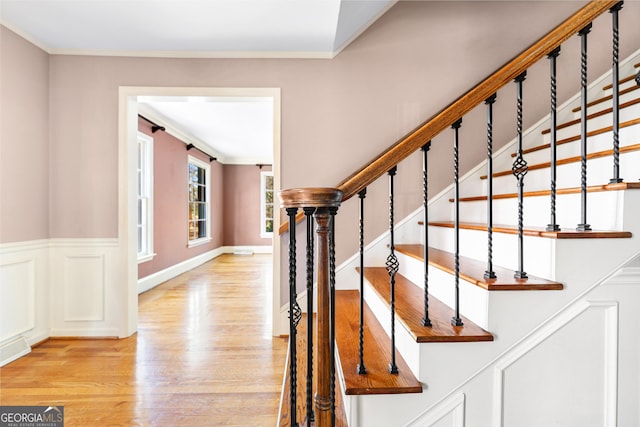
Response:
[188, 156, 211, 246]
[137, 132, 155, 263]
[260, 170, 274, 238]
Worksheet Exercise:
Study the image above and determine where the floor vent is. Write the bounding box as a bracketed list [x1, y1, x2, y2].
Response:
[1, 336, 31, 367]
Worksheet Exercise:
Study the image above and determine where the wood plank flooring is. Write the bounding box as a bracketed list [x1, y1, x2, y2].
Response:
[0, 254, 288, 427]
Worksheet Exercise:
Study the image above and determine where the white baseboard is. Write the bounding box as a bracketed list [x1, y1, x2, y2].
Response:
[137, 245, 273, 294]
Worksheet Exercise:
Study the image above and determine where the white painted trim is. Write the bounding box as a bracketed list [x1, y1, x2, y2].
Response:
[604, 267, 640, 285]
[0, 239, 49, 254]
[492, 300, 619, 427]
[49, 327, 120, 338]
[48, 238, 119, 248]
[48, 48, 337, 59]
[120, 86, 282, 338]
[406, 393, 465, 427]
[138, 247, 224, 294]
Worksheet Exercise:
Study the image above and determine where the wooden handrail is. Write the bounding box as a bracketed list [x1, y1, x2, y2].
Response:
[279, 0, 618, 234]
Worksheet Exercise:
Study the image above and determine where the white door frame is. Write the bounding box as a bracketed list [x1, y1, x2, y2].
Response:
[118, 86, 281, 337]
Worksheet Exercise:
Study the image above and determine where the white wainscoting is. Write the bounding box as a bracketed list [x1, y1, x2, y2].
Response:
[49, 238, 120, 337]
[0, 240, 50, 365]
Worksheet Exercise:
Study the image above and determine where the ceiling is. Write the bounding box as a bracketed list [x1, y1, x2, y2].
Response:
[0, 0, 395, 164]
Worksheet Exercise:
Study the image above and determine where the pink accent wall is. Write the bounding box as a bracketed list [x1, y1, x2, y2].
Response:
[137, 118, 223, 279]
[223, 165, 273, 247]
[0, 27, 49, 243]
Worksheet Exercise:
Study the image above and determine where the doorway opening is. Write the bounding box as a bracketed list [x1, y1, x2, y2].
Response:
[119, 87, 281, 338]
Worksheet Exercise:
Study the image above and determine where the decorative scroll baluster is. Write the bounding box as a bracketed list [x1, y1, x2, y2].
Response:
[386, 166, 400, 374]
[451, 119, 464, 327]
[357, 189, 367, 374]
[328, 206, 338, 427]
[303, 207, 315, 426]
[609, 2, 624, 184]
[484, 95, 497, 279]
[547, 47, 562, 232]
[512, 72, 529, 279]
[421, 143, 432, 327]
[577, 23, 593, 232]
[286, 207, 301, 427]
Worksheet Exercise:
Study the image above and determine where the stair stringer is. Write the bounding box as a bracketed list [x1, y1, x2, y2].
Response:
[405, 251, 640, 427]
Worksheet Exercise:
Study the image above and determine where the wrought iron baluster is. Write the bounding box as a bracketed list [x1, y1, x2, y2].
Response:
[577, 23, 592, 232]
[452, 119, 464, 326]
[484, 95, 497, 279]
[386, 166, 400, 374]
[547, 47, 562, 232]
[303, 207, 315, 426]
[512, 72, 529, 279]
[286, 207, 301, 427]
[609, 2, 624, 184]
[421, 143, 433, 327]
[329, 206, 338, 427]
[357, 189, 367, 374]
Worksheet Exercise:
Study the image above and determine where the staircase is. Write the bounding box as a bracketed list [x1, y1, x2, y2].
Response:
[279, 2, 640, 426]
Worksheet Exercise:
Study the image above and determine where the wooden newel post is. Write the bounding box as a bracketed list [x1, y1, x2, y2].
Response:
[279, 188, 342, 427]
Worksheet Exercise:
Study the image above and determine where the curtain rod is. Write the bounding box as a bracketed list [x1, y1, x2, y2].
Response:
[138, 114, 165, 133]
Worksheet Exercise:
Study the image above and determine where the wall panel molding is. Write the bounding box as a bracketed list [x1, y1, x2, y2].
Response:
[408, 393, 465, 427]
[492, 300, 619, 427]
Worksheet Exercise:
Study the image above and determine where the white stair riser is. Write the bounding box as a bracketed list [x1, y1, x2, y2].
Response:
[455, 190, 627, 229]
[397, 251, 490, 329]
[542, 104, 640, 146]
[484, 149, 640, 194]
[427, 225, 556, 279]
[570, 88, 640, 121]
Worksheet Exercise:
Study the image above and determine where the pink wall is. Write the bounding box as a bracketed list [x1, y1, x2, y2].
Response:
[0, 27, 49, 243]
[137, 118, 223, 279]
[223, 165, 273, 247]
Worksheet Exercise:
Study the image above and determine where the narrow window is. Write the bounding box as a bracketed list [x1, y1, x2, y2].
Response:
[137, 132, 155, 263]
[260, 170, 274, 238]
[188, 156, 211, 246]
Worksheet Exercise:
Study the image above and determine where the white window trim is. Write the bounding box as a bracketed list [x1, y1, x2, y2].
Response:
[187, 155, 212, 247]
[260, 170, 274, 239]
[137, 132, 155, 263]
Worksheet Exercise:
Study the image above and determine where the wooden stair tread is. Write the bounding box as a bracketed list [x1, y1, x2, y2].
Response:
[540, 96, 640, 136]
[602, 73, 640, 91]
[278, 314, 349, 427]
[481, 143, 640, 179]
[429, 221, 632, 239]
[571, 81, 639, 113]
[360, 267, 494, 342]
[335, 290, 423, 395]
[511, 117, 640, 157]
[450, 182, 640, 202]
[395, 244, 563, 291]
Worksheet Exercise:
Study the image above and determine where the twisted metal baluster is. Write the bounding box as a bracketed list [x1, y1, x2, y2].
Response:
[452, 119, 464, 326]
[286, 207, 301, 427]
[421, 142, 433, 327]
[386, 166, 400, 374]
[547, 47, 562, 232]
[357, 189, 367, 374]
[303, 207, 315, 426]
[329, 206, 338, 427]
[484, 95, 497, 279]
[577, 24, 592, 232]
[609, 2, 624, 184]
[512, 72, 529, 279]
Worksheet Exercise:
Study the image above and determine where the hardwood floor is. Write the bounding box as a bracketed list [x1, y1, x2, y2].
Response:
[0, 254, 288, 426]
